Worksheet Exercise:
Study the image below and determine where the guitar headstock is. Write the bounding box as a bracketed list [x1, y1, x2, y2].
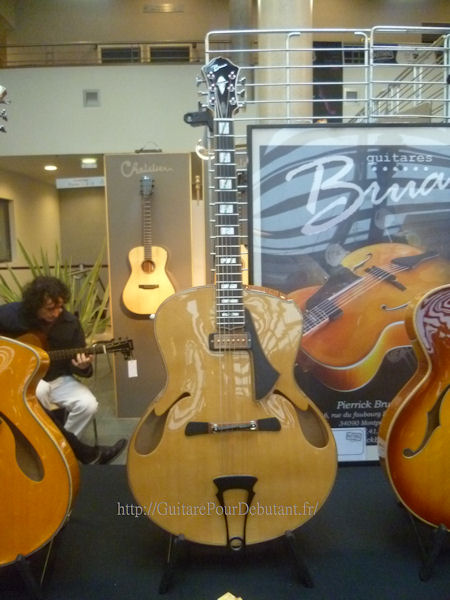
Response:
[102, 337, 134, 360]
[200, 57, 245, 119]
[140, 175, 154, 198]
[0, 85, 9, 133]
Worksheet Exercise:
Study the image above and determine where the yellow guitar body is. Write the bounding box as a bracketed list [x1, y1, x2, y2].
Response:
[0, 336, 79, 566]
[122, 245, 175, 315]
[127, 285, 337, 546]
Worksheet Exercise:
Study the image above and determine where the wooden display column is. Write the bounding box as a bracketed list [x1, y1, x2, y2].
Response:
[105, 152, 203, 418]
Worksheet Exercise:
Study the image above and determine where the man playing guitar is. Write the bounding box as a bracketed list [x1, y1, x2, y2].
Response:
[0, 275, 126, 464]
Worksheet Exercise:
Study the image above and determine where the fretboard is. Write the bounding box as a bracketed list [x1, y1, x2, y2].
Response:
[141, 175, 154, 261]
[48, 345, 104, 361]
[143, 196, 153, 261]
[214, 118, 245, 332]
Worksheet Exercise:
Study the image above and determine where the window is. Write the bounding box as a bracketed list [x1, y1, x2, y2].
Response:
[148, 44, 192, 62]
[98, 45, 142, 64]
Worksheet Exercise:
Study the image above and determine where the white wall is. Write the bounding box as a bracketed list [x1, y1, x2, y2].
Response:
[59, 187, 107, 264]
[0, 168, 60, 287]
[0, 64, 202, 156]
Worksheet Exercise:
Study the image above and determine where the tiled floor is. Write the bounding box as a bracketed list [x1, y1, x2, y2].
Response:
[79, 353, 138, 464]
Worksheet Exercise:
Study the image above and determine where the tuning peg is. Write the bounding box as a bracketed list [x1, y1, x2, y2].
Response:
[1, 109, 7, 121]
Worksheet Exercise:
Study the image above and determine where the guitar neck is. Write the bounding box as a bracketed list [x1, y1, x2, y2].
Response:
[142, 195, 153, 260]
[214, 117, 245, 332]
[141, 175, 154, 261]
[48, 344, 107, 361]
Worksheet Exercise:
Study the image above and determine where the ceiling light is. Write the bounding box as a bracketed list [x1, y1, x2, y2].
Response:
[81, 157, 97, 169]
[44, 164, 58, 171]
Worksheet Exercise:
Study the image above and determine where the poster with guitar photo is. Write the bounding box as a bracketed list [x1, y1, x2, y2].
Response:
[248, 124, 450, 461]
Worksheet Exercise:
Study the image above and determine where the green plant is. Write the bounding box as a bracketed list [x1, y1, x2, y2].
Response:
[0, 240, 110, 340]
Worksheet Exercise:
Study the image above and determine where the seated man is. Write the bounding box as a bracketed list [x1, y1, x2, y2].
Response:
[0, 275, 126, 464]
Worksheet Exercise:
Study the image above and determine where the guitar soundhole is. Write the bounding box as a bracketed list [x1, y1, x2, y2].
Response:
[141, 259, 155, 274]
[0, 412, 44, 481]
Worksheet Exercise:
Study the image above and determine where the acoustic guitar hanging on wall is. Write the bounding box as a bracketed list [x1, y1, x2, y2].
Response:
[122, 175, 175, 315]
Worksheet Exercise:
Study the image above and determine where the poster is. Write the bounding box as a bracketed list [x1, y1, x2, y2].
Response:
[249, 124, 450, 461]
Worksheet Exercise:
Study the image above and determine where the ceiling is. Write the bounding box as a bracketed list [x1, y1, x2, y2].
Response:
[0, 154, 105, 186]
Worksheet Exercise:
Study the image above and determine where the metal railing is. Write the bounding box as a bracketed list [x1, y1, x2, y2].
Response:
[188, 26, 450, 265]
[3, 27, 448, 125]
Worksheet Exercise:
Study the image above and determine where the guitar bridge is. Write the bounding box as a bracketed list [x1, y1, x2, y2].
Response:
[209, 332, 251, 351]
[139, 284, 160, 289]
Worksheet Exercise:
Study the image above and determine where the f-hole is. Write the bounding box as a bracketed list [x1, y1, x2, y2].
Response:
[403, 385, 450, 458]
[0, 412, 44, 481]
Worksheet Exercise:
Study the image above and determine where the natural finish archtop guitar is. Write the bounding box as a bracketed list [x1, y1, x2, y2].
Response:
[127, 57, 337, 549]
[122, 175, 175, 315]
[378, 284, 450, 530]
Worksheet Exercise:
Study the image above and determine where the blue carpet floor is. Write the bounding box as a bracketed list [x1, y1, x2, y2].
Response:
[2, 464, 449, 600]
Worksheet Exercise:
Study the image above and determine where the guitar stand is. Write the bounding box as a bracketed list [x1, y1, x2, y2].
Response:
[406, 511, 449, 581]
[158, 534, 185, 594]
[284, 530, 314, 588]
[8, 522, 65, 600]
[10, 538, 55, 600]
[157, 530, 314, 594]
[14, 553, 45, 600]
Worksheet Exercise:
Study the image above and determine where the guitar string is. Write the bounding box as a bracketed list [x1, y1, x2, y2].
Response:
[214, 77, 246, 473]
[214, 86, 229, 472]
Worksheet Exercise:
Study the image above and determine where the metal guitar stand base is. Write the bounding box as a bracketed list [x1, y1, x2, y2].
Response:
[158, 534, 185, 594]
[14, 553, 45, 600]
[406, 512, 448, 581]
[9, 538, 56, 600]
[284, 530, 314, 588]
[157, 530, 314, 594]
[6, 524, 65, 600]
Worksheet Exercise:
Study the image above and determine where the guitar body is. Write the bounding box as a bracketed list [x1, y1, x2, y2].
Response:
[127, 285, 337, 546]
[17, 331, 47, 349]
[0, 336, 79, 566]
[122, 244, 175, 315]
[378, 285, 450, 530]
[288, 243, 449, 390]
